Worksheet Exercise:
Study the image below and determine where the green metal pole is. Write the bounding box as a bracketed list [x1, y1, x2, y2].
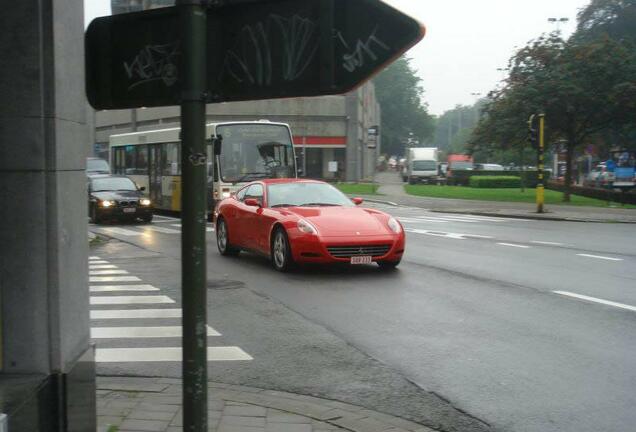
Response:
[178, 1, 207, 431]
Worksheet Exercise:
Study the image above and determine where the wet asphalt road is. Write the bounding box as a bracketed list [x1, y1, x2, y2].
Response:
[89, 207, 636, 432]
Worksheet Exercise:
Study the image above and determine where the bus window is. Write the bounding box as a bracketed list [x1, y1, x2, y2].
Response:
[163, 143, 180, 175]
[136, 145, 148, 175]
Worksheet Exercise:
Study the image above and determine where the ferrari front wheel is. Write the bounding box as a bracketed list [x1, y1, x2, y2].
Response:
[271, 228, 294, 272]
[216, 217, 240, 256]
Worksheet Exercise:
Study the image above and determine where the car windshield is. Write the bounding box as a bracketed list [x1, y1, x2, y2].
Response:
[92, 177, 137, 192]
[87, 159, 110, 172]
[267, 183, 355, 208]
[450, 161, 474, 170]
[413, 161, 437, 171]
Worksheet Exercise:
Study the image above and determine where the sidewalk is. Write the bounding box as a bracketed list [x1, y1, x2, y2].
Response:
[367, 172, 636, 223]
[97, 377, 435, 432]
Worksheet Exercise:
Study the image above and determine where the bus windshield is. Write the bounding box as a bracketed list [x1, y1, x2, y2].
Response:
[217, 124, 295, 183]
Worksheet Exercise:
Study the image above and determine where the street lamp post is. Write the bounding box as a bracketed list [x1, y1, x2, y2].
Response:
[548, 17, 569, 33]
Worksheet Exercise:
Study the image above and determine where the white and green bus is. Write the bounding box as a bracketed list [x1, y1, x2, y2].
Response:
[109, 120, 297, 214]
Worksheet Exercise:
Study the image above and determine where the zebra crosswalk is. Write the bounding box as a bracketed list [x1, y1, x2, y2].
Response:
[88, 255, 252, 363]
[90, 222, 215, 237]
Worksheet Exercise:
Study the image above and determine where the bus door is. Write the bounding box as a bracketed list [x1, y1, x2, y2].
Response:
[148, 144, 163, 206]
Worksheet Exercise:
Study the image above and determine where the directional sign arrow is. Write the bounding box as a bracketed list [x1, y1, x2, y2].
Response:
[86, 0, 425, 110]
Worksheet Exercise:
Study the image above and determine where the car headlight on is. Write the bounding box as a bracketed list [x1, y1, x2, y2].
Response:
[140, 198, 152, 206]
[387, 217, 402, 233]
[221, 192, 231, 199]
[297, 219, 318, 235]
[100, 200, 114, 208]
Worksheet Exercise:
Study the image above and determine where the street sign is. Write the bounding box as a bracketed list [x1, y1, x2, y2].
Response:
[86, 0, 425, 110]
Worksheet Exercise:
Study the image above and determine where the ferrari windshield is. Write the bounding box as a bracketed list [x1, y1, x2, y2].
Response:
[217, 124, 296, 183]
[267, 183, 355, 208]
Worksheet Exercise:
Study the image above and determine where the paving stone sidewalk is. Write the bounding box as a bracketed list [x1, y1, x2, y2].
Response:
[97, 377, 435, 432]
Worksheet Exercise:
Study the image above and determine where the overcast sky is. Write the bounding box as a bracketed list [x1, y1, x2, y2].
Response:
[84, 0, 591, 115]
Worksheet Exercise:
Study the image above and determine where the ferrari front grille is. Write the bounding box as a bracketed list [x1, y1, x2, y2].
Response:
[327, 245, 391, 258]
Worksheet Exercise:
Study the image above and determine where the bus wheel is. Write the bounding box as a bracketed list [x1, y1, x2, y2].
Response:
[216, 217, 240, 256]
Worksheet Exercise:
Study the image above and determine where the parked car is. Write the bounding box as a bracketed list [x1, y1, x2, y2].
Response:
[88, 174, 153, 224]
[86, 157, 111, 175]
[475, 163, 505, 171]
[215, 179, 405, 271]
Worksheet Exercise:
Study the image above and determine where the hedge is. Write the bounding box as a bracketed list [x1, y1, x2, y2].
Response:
[469, 176, 521, 189]
[448, 170, 546, 187]
[547, 181, 636, 205]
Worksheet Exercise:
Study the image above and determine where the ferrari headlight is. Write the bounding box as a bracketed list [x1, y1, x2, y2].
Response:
[297, 219, 318, 235]
[222, 192, 231, 199]
[140, 198, 151, 206]
[100, 200, 114, 208]
[388, 217, 402, 233]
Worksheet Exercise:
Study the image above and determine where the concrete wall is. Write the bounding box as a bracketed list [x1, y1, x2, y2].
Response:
[0, 0, 90, 375]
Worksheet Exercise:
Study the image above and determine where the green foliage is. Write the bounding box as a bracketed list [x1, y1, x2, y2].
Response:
[334, 183, 379, 195]
[374, 57, 435, 155]
[574, 0, 636, 44]
[404, 185, 630, 207]
[469, 176, 521, 188]
[432, 102, 485, 153]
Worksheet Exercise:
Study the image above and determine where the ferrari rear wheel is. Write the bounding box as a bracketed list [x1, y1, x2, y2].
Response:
[216, 217, 240, 256]
[271, 228, 294, 272]
[378, 259, 401, 270]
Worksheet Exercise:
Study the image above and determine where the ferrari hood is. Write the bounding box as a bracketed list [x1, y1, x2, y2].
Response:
[283, 207, 390, 235]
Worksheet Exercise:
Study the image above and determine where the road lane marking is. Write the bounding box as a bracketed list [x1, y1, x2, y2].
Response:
[89, 260, 110, 264]
[90, 295, 175, 305]
[98, 227, 146, 236]
[171, 223, 215, 232]
[89, 276, 142, 282]
[145, 226, 182, 235]
[89, 269, 129, 275]
[89, 264, 118, 269]
[153, 215, 181, 222]
[576, 254, 623, 262]
[91, 325, 220, 338]
[89, 256, 101, 260]
[406, 228, 493, 240]
[399, 217, 446, 224]
[531, 241, 564, 246]
[554, 291, 636, 312]
[497, 243, 531, 249]
[91, 309, 182, 319]
[90, 285, 159, 292]
[95, 347, 253, 362]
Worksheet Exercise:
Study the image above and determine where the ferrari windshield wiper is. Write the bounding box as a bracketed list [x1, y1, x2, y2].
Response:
[270, 204, 299, 208]
[299, 203, 341, 207]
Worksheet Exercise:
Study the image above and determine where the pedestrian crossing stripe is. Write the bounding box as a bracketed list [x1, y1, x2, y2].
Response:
[95, 347, 253, 362]
[90, 295, 175, 305]
[90, 276, 141, 283]
[89, 269, 129, 275]
[89, 264, 118, 269]
[90, 285, 160, 292]
[91, 309, 182, 319]
[91, 325, 220, 338]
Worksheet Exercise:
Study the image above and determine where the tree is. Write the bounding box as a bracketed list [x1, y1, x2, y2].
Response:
[374, 57, 435, 155]
[575, 0, 636, 44]
[470, 32, 636, 201]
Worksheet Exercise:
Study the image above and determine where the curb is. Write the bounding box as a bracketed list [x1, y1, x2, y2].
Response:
[97, 377, 436, 432]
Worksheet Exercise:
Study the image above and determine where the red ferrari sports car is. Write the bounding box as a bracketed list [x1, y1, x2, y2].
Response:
[215, 179, 405, 271]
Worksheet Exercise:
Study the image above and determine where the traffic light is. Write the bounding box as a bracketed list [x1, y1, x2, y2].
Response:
[527, 114, 539, 149]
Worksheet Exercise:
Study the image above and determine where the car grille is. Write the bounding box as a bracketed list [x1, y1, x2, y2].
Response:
[327, 245, 391, 258]
[118, 200, 138, 207]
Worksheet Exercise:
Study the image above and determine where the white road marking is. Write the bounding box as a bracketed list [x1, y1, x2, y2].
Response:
[90, 285, 159, 292]
[89, 256, 101, 260]
[576, 253, 623, 262]
[145, 226, 182, 234]
[406, 228, 493, 240]
[171, 223, 215, 232]
[153, 215, 181, 222]
[497, 243, 531, 249]
[531, 241, 564, 246]
[554, 291, 636, 312]
[91, 309, 182, 319]
[399, 217, 447, 224]
[89, 269, 129, 275]
[88, 260, 110, 264]
[89, 264, 118, 269]
[91, 325, 220, 338]
[99, 227, 146, 236]
[95, 347, 253, 362]
[90, 276, 141, 283]
[90, 295, 175, 305]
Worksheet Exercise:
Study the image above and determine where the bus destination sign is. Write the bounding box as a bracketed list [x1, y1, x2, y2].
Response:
[86, 0, 425, 110]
